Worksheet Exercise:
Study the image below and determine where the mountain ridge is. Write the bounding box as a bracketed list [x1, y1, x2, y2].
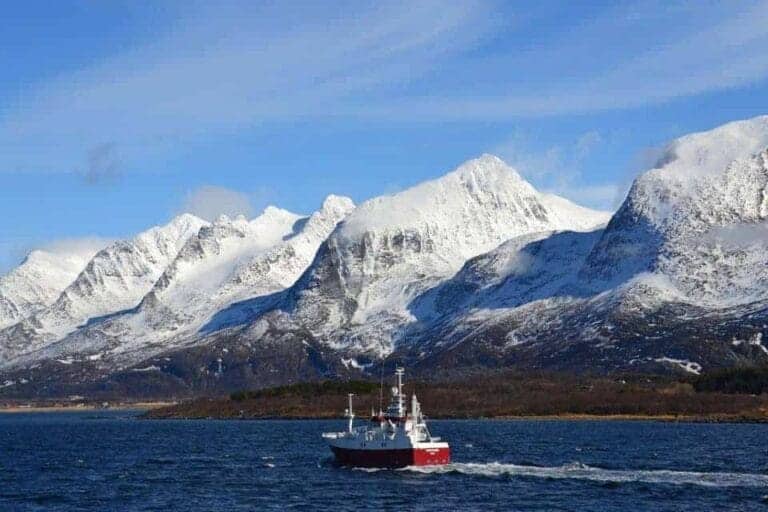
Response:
[0, 214, 208, 361]
[0, 242, 108, 330]
[2, 115, 768, 399]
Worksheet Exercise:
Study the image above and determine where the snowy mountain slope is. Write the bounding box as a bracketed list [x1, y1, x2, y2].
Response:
[581, 116, 768, 304]
[6, 114, 768, 398]
[404, 115, 768, 374]
[255, 154, 612, 357]
[0, 214, 206, 360]
[139, 206, 304, 327]
[3, 196, 354, 369]
[0, 242, 106, 329]
[146, 195, 354, 327]
[409, 228, 605, 326]
[0, 155, 611, 395]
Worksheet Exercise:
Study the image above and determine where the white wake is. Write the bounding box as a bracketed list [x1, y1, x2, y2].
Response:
[395, 462, 768, 488]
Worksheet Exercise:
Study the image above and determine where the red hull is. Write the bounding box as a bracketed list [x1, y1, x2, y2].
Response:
[331, 446, 450, 468]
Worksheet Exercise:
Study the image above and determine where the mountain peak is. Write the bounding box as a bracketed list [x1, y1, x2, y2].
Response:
[168, 213, 206, 230]
[458, 153, 507, 169]
[259, 205, 300, 223]
[624, 114, 768, 229]
[0, 242, 108, 331]
[320, 194, 355, 214]
[450, 154, 525, 183]
[648, 114, 768, 183]
[338, 154, 551, 245]
[583, 114, 768, 297]
[19, 249, 51, 266]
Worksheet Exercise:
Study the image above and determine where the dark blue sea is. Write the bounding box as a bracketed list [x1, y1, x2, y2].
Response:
[1, 411, 767, 511]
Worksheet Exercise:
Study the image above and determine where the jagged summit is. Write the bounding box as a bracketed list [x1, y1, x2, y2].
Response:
[0, 195, 356, 368]
[169, 212, 206, 227]
[320, 194, 356, 215]
[260, 205, 299, 220]
[448, 153, 527, 182]
[0, 242, 107, 330]
[0, 214, 207, 359]
[143, 204, 308, 309]
[150, 195, 353, 306]
[339, 154, 608, 259]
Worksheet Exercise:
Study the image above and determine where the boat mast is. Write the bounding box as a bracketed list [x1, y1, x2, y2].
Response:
[346, 393, 355, 433]
[378, 365, 384, 417]
[395, 367, 405, 417]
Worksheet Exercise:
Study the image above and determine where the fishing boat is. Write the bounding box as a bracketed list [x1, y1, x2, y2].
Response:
[322, 367, 450, 467]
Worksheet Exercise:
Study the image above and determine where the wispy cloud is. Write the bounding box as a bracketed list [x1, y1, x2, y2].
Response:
[0, 0, 495, 173]
[41, 236, 113, 256]
[180, 185, 256, 221]
[493, 129, 620, 211]
[0, 236, 112, 275]
[82, 142, 121, 185]
[563, 184, 622, 211]
[1, 1, 768, 174]
[705, 220, 768, 248]
[365, 1, 768, 119]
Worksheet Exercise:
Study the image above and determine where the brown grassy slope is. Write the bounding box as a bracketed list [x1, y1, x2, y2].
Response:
[143, 372, 768, 421]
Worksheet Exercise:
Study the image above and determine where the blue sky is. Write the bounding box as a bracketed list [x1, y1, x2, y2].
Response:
[3, 0, 768, 272]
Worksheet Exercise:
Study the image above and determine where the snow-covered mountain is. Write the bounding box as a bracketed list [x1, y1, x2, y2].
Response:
[0, 241, 106, 329]
[404, 116, 768, 375]
[0, 196, 354, 370]
[582, 116, 768, 305]
[3, 115, 768, 399]
[238, 154, 611, 357]
[143, 195, 353, 332]
[0, 214, 206, 360]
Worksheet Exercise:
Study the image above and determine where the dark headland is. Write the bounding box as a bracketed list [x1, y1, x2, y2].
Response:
[143, 368, 768, 422]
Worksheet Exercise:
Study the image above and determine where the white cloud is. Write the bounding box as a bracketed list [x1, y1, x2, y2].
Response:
[180, 185, 255, 221]
[41, 237, 113, 257]
[0, 236, 112, 276]
[705, 221, 768, 248]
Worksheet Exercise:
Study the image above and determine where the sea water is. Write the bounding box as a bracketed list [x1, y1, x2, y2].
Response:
[1, 411, 766, 511]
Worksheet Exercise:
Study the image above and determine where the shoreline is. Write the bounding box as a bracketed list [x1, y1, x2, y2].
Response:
[141, 411, 768, 423]
[0, 402, 175, 413]
[0, 405, 764, 423]
[493, 413, 768, 423]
